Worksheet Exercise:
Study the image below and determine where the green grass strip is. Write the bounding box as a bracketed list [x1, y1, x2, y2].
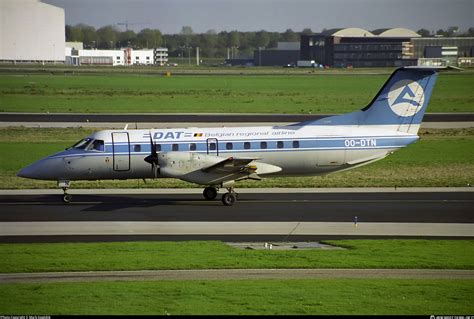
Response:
[0, 279, 472, 315]
[1, 72, 473, 113]
[1, 240, 473, 273]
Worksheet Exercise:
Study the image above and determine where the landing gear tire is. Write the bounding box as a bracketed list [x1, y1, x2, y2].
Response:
[203, 187, 218, 200]
[221, 192, 236, 206]
[63, 193, 72, 203]
[59, 181, 72, 204]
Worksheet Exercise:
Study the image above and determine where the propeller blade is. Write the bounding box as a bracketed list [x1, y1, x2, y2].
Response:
[144, 131, 159, 178]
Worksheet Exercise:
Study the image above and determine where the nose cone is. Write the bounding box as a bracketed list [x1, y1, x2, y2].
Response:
[17, 163, 37, 179]
[17, 156, 65, 180]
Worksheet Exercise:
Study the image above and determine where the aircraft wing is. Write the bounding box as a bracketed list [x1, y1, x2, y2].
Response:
[158, 153, 282, 185]
[201, 157, 258, 174]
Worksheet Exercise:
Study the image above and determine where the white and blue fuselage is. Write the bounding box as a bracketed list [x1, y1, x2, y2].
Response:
[20, 124, 418, 181]
[17, 67, 440, 205]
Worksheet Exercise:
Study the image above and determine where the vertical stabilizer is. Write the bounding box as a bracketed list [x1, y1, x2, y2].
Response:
[303, 67, 440, 134]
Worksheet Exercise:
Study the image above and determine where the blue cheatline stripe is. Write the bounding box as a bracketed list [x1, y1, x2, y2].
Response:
[51, 145, 406, 159]
[55, 136, 417, 158]
[51, 139, 409, 158]
[102, 136, 417, 153]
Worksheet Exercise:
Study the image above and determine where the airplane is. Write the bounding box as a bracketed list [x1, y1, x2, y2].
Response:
[18, 67, 440, 206]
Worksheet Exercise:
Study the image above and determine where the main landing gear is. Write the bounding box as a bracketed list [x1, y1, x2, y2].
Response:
[203, 186, 218, 200]
[58, 180, 72, 203]
[202, 186, 238, 206]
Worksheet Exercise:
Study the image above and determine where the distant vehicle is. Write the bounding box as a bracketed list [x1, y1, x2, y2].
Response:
[297, 60, 316, 67]
[283, 63, 296, 68]
[18, 67, 441, 206]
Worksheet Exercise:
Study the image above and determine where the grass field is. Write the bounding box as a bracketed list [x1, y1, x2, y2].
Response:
[1, 240, 473, 314]
[1, 127, 472, 189]
[1, 279, 472, 315]
[1, 240, 473, 273]
[0, 72, 473, 113]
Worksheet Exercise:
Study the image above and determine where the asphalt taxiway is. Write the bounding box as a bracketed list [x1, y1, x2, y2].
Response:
[2, 112, 473, 123]
[2, 269, 473, 284]
[0, 189, 472, 242]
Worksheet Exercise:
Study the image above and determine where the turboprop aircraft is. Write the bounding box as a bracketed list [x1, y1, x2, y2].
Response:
[18, 67, 440, 205]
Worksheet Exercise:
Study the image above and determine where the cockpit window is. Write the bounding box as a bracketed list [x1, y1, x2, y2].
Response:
[89, 139, 105, 152]
[68, 138, 93, 150]
[67, 138, 104, 152]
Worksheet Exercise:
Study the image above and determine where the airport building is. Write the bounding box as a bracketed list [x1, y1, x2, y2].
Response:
[253, 42, 300, 66]
[412, 37, 474, 67]
[300, 28, 420, 67]
[154, 48, 169, 66]
[299, 28, 474, 68]
[65, 44, 167, 66]
[0, 0, 65, 63]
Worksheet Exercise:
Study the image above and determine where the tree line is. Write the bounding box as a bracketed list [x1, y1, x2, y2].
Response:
[66, 24, 474, 59]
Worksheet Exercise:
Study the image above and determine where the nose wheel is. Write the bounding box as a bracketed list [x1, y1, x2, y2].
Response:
[58, 180, 72, 204]
[63, 193, 72, 203]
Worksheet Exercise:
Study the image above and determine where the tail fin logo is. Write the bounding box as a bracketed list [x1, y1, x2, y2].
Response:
[387, 80, 425, 117]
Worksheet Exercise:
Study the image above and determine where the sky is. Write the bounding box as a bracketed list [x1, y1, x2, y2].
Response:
[43, 0, 474, 34]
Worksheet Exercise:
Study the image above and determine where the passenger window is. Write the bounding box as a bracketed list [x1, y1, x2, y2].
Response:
[172, 144, 179, 151]
[189, 143, 196, 151]
[209, 143, 216, 151]
[156, 144, 161, 152]
[293, 141, 300, 148]
[260, 141, 267, 149]
[226, 142, 233, 150]
[277, 141, 284, 149]
[244, 142, 251, 149]
[134, 144, 141, 152]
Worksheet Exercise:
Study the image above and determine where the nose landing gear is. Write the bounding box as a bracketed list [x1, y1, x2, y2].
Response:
[58, 180, 72, 203]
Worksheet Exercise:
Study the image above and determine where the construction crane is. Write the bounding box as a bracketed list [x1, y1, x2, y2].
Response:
[117, 21, 149, 31]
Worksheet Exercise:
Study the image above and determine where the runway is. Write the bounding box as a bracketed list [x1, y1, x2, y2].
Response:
[0, 189, 472, 242]
[2, 112, 473, 123]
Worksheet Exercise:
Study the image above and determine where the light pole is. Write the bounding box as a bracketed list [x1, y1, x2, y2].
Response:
[259, 47, 265, 66]
[187, 46, 191, 65]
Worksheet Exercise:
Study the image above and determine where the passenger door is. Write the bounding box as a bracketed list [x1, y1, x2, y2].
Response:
[206, 138, 219, 156]
[111, 132, 130, 171]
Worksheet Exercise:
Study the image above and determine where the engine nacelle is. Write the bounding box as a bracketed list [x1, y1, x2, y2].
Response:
[158, 152, 222, 178]
[157, 152, 281, 186]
